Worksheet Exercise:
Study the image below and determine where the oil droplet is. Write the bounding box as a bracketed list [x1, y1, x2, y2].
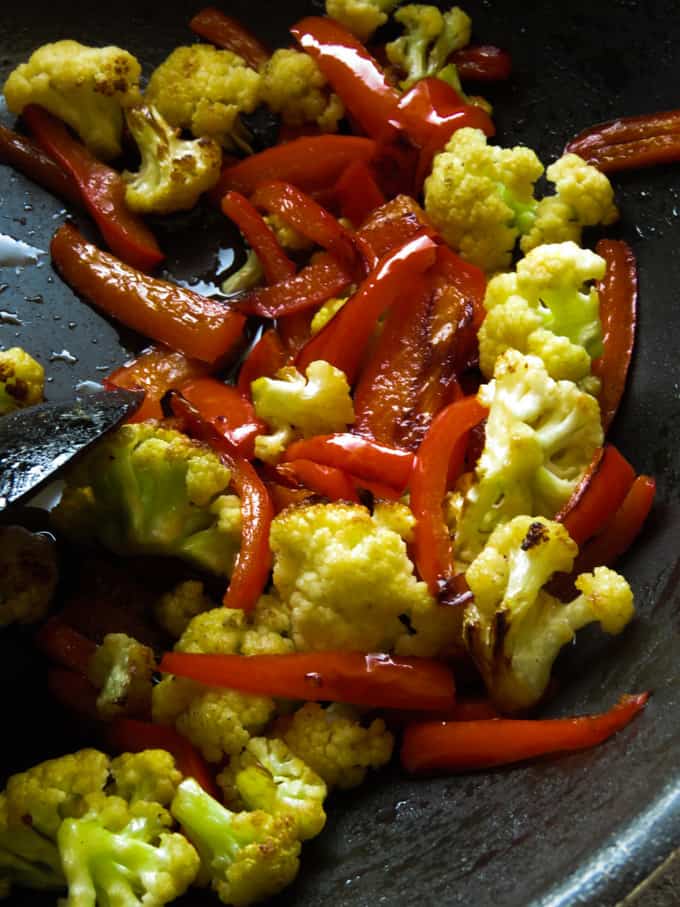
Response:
[176, 277, 225, 298]
[75, 380, 104, 394]
[0, 311, 21, 325]
[68, 321, 77, 329]
[0, 284, 7, 294]
[49, 349, 78, 364]
[25, 294, 44, 304]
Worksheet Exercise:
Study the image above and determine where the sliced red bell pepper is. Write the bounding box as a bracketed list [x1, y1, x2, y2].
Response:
[276, 459, 360, 503]
[592, 239, 637, 432]
[214, 135, 378, 198]
[237, 329, 287, 396]
[161, 650, 456, 712]
[48, 668, 101, 722]
[221, 191, 296, 285]
[169, 392, 273, 612]
[450, 45, 513, 81]
[401, 693, 649, 773]
[51, 224, 246, 365]
[23, 105, 163, 272]
[556, 445, 636, 547]
[236, 253, 352, 319]
[0, 123, 81, 207]
[268, 482, 317, 514]
[283, 433, 414, 492]
[296, 234, 438, 381]
[566, 108, 680, 172]
[397, 77, 495, 151]
[357, 194, 437, 263]
[411, 396, 488, 598]
[189, 7, 270, 70]
[108, 718, 219, 798]
[332, 159, 386, 227]
[278, 310, 315, 355]
[35, 617, 96, 675]
[105, 345, 210, 423]
[179, 377, 265, 458]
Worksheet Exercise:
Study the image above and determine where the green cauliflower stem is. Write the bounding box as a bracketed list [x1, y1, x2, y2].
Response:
[0, 525, 57, 628]
[52, 422, 242, 577]
[3, 40, 141, 159]
[154, 580, 216, 639]
[386, 4, 472, 89]
[451, 350, 603, 564]
[145, 45, 261, 151]
[479, 241, 606, 384]
[260, 49, 344, 133]
[464, 515, 635, 711]
[0, 347, 44, 415]
[171, 778, 301, 907]
[123, 103, 222, 214]
[273, 702, 394, 790]
[325, 0, 401, 41]
[87, 632, 155, 720]
[252, 360, 355, 464]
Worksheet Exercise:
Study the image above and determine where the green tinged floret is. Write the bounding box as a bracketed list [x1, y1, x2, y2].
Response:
[0, 793, 65, 897]
[386, 4, 471, 89]
[53, 422, 242, 577]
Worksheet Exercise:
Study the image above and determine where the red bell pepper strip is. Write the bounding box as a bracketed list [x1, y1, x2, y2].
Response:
[105, 345, 210, 423]
[23, 105, 163, 272]
[276, 459, 360, 503]
[397, 77, 495, 150]
[283, 433, 414, 492]
[236, 254, 352, 319]
[108, 718, 219, 798]
[556, 445, 636, 547]
[297, 234, 438, 381]
[179, 377, 265, 458]
[161, 650, 456, 712]
[566, 109, 680, 173]
[450, 45, 513, 81]
[0, 123, 81, 207]
[292, 16, 403, 143]
[189, 7, 270, 70]
[51, 224, 246, 365]
[591, 239, 637, 432]
[169, 392, 273, 612]
[411, 396, 488, 598]
[278, 310, 315, 355]
[268, 482, 317, 514]
[35, 617, 96, 675]
[221, 191, 295, 285]
[214, 135, 378, 197]
[251, 181, 360, 275]
[357, 194, 437, 262]
[237, 329, 287, 396]
[332, 159, 386, 227]
[48, 668, 101, 722]
[401, 693, 649, 774]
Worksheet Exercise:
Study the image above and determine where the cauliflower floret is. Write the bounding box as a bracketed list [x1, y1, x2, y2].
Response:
[145, 45, 261, 151]
[464, 515, 635, 711]
[221, 250, 265, 296]
[122, 104, 222, 214]
[0, 347, 44, 415]
[386, 4, 472, 89]
[310, 296, 349, 335]
[154, 580, 216, 639]
[263, 212, 314, 253]
[452, 350, 603, 564]
[3, 40, 141, 159]
[109, 751, 182, 807]
[273, 703, 394, 790]
[325, 0, 401, 41]
[241, 594, 296, 656]
[260, 49, 344, 133]
[174, 596, 294, 657]
[87, 632, 155, 720]
[521, 153, 619, 254]
[424, 127, 544, 272]
[479, 241, 606, 384]
[0, 525, 57, 628]
[0, 791, 65, 897]
[252, 360, 355, 463]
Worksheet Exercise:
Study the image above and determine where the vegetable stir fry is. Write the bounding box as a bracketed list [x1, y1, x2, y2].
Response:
[0, 1, 664, 903]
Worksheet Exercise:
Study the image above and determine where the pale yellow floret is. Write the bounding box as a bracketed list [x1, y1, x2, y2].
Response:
[310, 296, 349, 335]
[260, 49, 344, 133]
[264, 213, 314, 253]
[0, 347, 44, 415]
[325, 0, 400, 41]
[154, 580, 216, 639]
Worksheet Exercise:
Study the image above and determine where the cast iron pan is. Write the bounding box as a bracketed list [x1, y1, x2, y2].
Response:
[1, 2, 679, 905]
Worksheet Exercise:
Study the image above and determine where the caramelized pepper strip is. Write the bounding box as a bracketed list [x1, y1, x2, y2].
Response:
[592, 239, 637, 432]
[35, 617, 96, 675]
[237, 329, 288, 396]
[51, 224, 245, 364]
[179, 377, 266, 459]
[450, 45, 512, 81]
[221, 191, 296, 285]
[0, 122, 81, 207]
[411, 396, 489, 599]
[401, 693, 649, 774]
[189, 6, 270, 70]
[161, 651, 456, 712]
[169, 392, 273, 612]
[236, 253, 352, 318]
[332, 159, 386, 227]
[276, 459, 360, 503]
[23, 105, 163, 271]
[566, 108, 680, 172]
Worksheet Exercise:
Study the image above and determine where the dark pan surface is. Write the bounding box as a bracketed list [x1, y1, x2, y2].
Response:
[2, 2, 680, 904]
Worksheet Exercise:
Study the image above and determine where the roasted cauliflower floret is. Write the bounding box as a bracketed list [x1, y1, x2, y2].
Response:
[479, 241, 606, 383]
[175, 597, 294, 658]
[154, 580, 216, 640]
[260, 49, 344, 133]
[325, 0, 400, 41]
[87, 632, 155, 720]
[108, 750, 182, 807]
[145, 45, 261, 151]
[386, 4, 471, 89]
[0, 347, 44, 415]
[464, 515, 635, 711]
[3, 40, 141, 159]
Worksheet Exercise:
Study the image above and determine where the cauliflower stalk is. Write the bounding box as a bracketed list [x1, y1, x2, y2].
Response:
[464, 515, 635, 711]
[424, 128, 618, 272]
[221, 250, 265, 296]
[260, 49, 344, 133]
[252, 360, 355, 463]
[145, 45, 261, 151]
[3, 40, 141, 159]
[479, 241, 606, 384]
[0, 347, 44, 415]
[325, 0, 401, 41]
[53, 422, 242, 577]
[451, 350, 603, 564]
[386, 4, 472, 89]
[123, 104, 222, 214]
[310, 296, 349, 335]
